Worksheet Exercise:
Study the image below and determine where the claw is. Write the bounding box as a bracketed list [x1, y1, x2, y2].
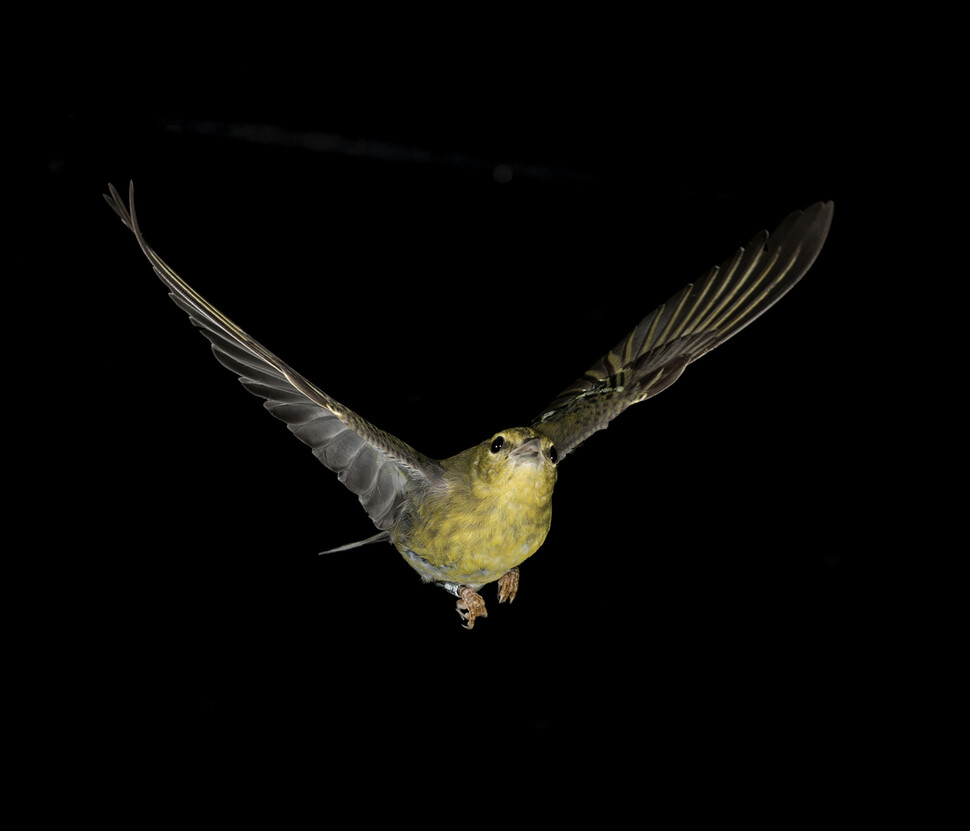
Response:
[456, 586, 488, 629]
[497, 567, 520, 604]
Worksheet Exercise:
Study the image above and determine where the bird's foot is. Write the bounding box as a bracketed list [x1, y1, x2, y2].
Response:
[497, 567, 519, 604]
[456, 586, 488, 630]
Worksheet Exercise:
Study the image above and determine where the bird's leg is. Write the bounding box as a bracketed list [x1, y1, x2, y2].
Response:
[455, 586, 488, 630]
[497, 567, 519, 604]
[440, 581, 494, 629]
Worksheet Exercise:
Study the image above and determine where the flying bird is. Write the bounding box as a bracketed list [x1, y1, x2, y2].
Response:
[105, 181, 832, 628]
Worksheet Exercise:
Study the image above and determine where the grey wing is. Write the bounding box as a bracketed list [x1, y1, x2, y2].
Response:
[533, 201, 834, 458]
[105, 181, 444, 533]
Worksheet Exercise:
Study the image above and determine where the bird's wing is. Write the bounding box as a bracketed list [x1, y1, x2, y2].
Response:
[105, 181, 443, 533]
[533, 201, 833, 458]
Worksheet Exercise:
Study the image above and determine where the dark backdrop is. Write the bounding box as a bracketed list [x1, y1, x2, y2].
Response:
[39, 41, 899, 815]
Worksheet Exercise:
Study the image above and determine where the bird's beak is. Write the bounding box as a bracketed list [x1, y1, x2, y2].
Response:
[512, 438, 542, 460]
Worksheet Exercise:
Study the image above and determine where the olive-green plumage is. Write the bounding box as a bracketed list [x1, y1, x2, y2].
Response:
[396, 427, 557, 586]
[105, 182, 832, 628]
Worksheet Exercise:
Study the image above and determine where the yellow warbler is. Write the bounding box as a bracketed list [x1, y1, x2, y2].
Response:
[105, 182, 832, 628]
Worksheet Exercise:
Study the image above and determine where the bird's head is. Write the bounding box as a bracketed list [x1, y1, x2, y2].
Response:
[468, 426, 558, 495]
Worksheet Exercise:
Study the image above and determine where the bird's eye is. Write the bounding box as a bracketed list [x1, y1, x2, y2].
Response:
[549, 445, 558, 464]
[490, 436, 505, 453]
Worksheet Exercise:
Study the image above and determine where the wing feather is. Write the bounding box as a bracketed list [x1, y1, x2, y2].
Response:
[105, 181, 442, 532]
[534, 202, 833, 457]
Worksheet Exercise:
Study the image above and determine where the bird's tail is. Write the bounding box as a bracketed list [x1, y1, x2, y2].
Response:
[319, 531, 391, 554]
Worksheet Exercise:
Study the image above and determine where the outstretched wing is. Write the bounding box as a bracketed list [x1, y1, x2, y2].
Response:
[533, 201, 833, 458]
[105, 181, 443, 532]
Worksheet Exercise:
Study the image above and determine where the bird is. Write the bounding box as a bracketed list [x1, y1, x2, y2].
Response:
[105, 181, 832, 628]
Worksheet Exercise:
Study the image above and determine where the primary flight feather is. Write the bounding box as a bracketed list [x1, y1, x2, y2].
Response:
[106, 182, 832, 627]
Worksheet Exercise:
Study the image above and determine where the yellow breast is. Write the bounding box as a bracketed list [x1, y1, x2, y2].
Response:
[392, 429, 558, 587]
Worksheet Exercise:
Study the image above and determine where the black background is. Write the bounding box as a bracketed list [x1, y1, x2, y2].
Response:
[38, 26, 915, 817]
